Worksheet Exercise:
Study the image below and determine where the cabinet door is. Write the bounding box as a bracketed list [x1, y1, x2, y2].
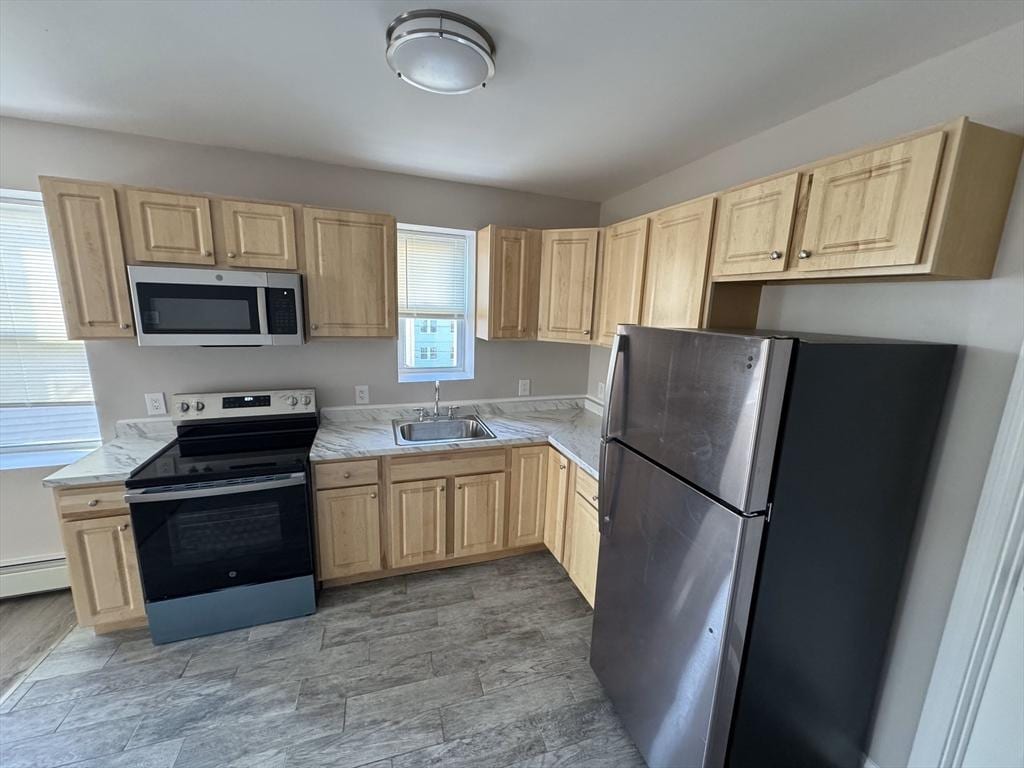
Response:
[711, 173, 800, 277]
[125, 189, 215, 265]
[316, 485, 381, 579]
[62, 514, 145, 627]
[388, 478, 447, 567]
[537, 229, 599, 343]
[566, 495, 600, 607]
[798, 131, 945, 273]
[508, 446, 548, 547]
[543, 449, 570, 562]
[642, 197, 715, 329]
[594, 216, 649, 346]
[40, 178, 134, 339]
[303, 207, 397, 337]
[453, 472, 506, 557]
[218, 200, 297, 270]
[478, 227, 540, 340]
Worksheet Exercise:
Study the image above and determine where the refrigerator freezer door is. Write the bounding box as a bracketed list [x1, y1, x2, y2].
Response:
[591, 440, 763, 768]
[604, 326, 792, 513]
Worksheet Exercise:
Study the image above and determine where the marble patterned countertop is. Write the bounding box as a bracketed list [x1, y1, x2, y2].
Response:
[42, 398, 603, 489]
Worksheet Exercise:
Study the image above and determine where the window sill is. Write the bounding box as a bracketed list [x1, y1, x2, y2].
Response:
[399, 370, 474, 384]
[0, 446, 99, 472]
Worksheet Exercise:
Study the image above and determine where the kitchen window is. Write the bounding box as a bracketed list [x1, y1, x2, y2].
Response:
[397, 223, 475, 382]
[0, 190, 101, 469]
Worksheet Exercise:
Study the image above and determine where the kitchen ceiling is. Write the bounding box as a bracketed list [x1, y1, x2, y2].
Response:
[1, 0, 1021, 201]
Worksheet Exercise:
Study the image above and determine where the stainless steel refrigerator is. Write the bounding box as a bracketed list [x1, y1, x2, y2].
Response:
[591, 326, 955, 768]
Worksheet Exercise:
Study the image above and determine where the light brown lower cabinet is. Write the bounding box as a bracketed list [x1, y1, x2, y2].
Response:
[565, 492, 601, 607]
[61, 513, 146, 628]
[508, 446, 548, 547]
[453, 472, 506, 556]
[543, 449, 571, 560]
[316, 485, 382, 579]
[388, 478, 447, 567]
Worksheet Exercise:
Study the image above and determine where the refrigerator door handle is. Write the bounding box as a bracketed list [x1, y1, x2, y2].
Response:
[598, 439, 616, 535]
[602, 329, 628, 439]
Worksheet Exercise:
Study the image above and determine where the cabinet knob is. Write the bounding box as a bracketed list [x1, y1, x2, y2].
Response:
[592, 495, 599, 502]
[559, 464, 566, 470]
[119, 523, 129, 531]
[227, 252, 238, 260]
[311, 324, 319, 330]
[370, 492, 377, 499]
[457, 484, 463, 490]
[119, 322, 130, 330]
[798, 249, 812, 260]
[203, 250, 212, 258]
[343, 472, 351, 479]
[87, 499, 98, 507]
[582, 330, 590, 336]
[768, 250, 783, 261]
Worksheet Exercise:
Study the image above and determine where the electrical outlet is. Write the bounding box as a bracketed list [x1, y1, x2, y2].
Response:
[354, 385, 370, 405]
[145, 392, 167, 416]
[518, 379, 531, 396]
[597, 381, 606, 401]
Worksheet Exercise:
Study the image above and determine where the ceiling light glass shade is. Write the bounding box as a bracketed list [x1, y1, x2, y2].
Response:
[386, 9, 496, 94]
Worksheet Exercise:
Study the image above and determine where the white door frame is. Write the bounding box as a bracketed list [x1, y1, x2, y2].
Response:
[910, 340, 1024, 767]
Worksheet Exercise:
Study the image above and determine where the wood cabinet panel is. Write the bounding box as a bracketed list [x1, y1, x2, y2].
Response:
[388, 478, 447, 567]
[217, 200, 297, 270]
[387, 449, 506, 483]
[574, 468, 599, 510]
[711, 173, 800, 277]
[595, 216, 649, 346]
[566, 495, 600, 607]
[453, 472, 506, 557]
[40, 178, 134, 339]
[477, 226, 540, 340]
[56, 485, 129, 521]
[125, 189, 215, 265]
[797, 131, 945, 272]
[315, 459, 380, 490]
[543, 449, 570, 562]
[537, 228, 599, 343]
[642, 197, 715, 329]
[62, 514, 145, 627]
[509, 446, 548, 547]
[303, 207, 397, 337]
[316, 485, 382, 579]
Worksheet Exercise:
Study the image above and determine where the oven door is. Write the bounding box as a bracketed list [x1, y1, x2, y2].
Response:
[128, 265, 270, 346]
[125, 473, 313, 602]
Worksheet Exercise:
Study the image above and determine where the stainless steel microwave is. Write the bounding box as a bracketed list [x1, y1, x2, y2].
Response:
[128, 265, 304, 346]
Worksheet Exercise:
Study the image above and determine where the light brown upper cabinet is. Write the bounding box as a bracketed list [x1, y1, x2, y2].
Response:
[316, 485, 382, 579]
[641, 197, 716, 329]
[40, 178, 135, 339]
[508, 446, 548, 548]
[216, 200, 297, 270]
[453, 471, 506, 557]
[711, 173, 800, 278]
[388, 478, 447, 567]
[125, 188, 215, 265]
[537, 228, 600, 343]
[476, 225, 541, 340]
[594, 215, 650, 346]
[303, 207, 397, 338]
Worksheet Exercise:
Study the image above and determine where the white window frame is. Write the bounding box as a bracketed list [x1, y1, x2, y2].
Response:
[396, 223, 476, 383]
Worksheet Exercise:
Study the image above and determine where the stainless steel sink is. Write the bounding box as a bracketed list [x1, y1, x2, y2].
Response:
[392, 415, 496, 445]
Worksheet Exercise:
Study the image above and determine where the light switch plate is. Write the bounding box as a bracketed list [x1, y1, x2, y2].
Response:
[145, 392, 167, 416]
[597, 381, 606, 401]
[354, 385, 370, 405]
[518, 379, 531, 397]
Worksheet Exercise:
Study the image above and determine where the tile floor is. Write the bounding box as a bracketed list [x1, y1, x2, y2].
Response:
[0, 552, 645, 768]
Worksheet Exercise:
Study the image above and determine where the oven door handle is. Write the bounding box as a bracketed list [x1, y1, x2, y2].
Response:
[124, 472, 306, 504]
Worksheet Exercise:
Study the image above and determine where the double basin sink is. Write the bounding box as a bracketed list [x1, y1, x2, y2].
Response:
[393, 414, 496, 445]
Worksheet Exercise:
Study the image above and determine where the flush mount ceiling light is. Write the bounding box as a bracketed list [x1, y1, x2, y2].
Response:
[386, 9, 496, 94]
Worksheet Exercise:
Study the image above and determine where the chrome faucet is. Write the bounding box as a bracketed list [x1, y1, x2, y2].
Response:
[433, 380, 441, 420]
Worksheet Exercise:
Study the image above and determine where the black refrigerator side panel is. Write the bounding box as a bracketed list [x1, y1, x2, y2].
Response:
[726, 341, 956, 768]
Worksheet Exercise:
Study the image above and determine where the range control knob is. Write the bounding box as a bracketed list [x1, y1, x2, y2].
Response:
[287, 395, 298, 406]
[301, 395, 312, 406]
[178, 401, 190, 413]
[194, 400, 205, 412]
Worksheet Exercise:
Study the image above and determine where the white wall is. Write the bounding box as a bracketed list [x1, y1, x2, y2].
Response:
[0, 465, 65, 567]
[590, 22, 1024, 767]
[0, 116, 599, 432]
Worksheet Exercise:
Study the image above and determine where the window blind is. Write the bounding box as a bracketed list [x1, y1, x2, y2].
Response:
[397, 230, 468, 318]
[0, 192, 100, 456]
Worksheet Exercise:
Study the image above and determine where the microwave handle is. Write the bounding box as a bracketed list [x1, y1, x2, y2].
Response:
[124, 473, 305, 504]
[257, 286, 269, 335]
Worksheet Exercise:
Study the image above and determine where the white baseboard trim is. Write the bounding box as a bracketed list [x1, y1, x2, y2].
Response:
[0, 558, 69, 598]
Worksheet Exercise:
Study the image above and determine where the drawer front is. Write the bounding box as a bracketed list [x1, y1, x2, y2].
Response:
[575, 469, 599, 510]
[57, 485, 129, 519]
[388, 449, 507, 483]
[315, 459, 380, 489]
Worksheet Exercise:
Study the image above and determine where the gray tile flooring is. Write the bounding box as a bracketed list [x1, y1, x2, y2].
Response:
[0, 552, 645, 768]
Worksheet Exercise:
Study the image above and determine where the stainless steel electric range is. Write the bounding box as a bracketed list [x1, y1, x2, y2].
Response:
[124, 389, 318, 644]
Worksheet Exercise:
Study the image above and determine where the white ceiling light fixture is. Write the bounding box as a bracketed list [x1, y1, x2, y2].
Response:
[386, 9, 496, 95]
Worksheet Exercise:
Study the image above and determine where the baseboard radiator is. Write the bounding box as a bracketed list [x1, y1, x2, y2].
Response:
[0, 558, 69, 598]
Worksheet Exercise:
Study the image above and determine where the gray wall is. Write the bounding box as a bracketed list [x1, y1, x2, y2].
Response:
[0, 116, 600, 437]
[590, 22, 1024, 768]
